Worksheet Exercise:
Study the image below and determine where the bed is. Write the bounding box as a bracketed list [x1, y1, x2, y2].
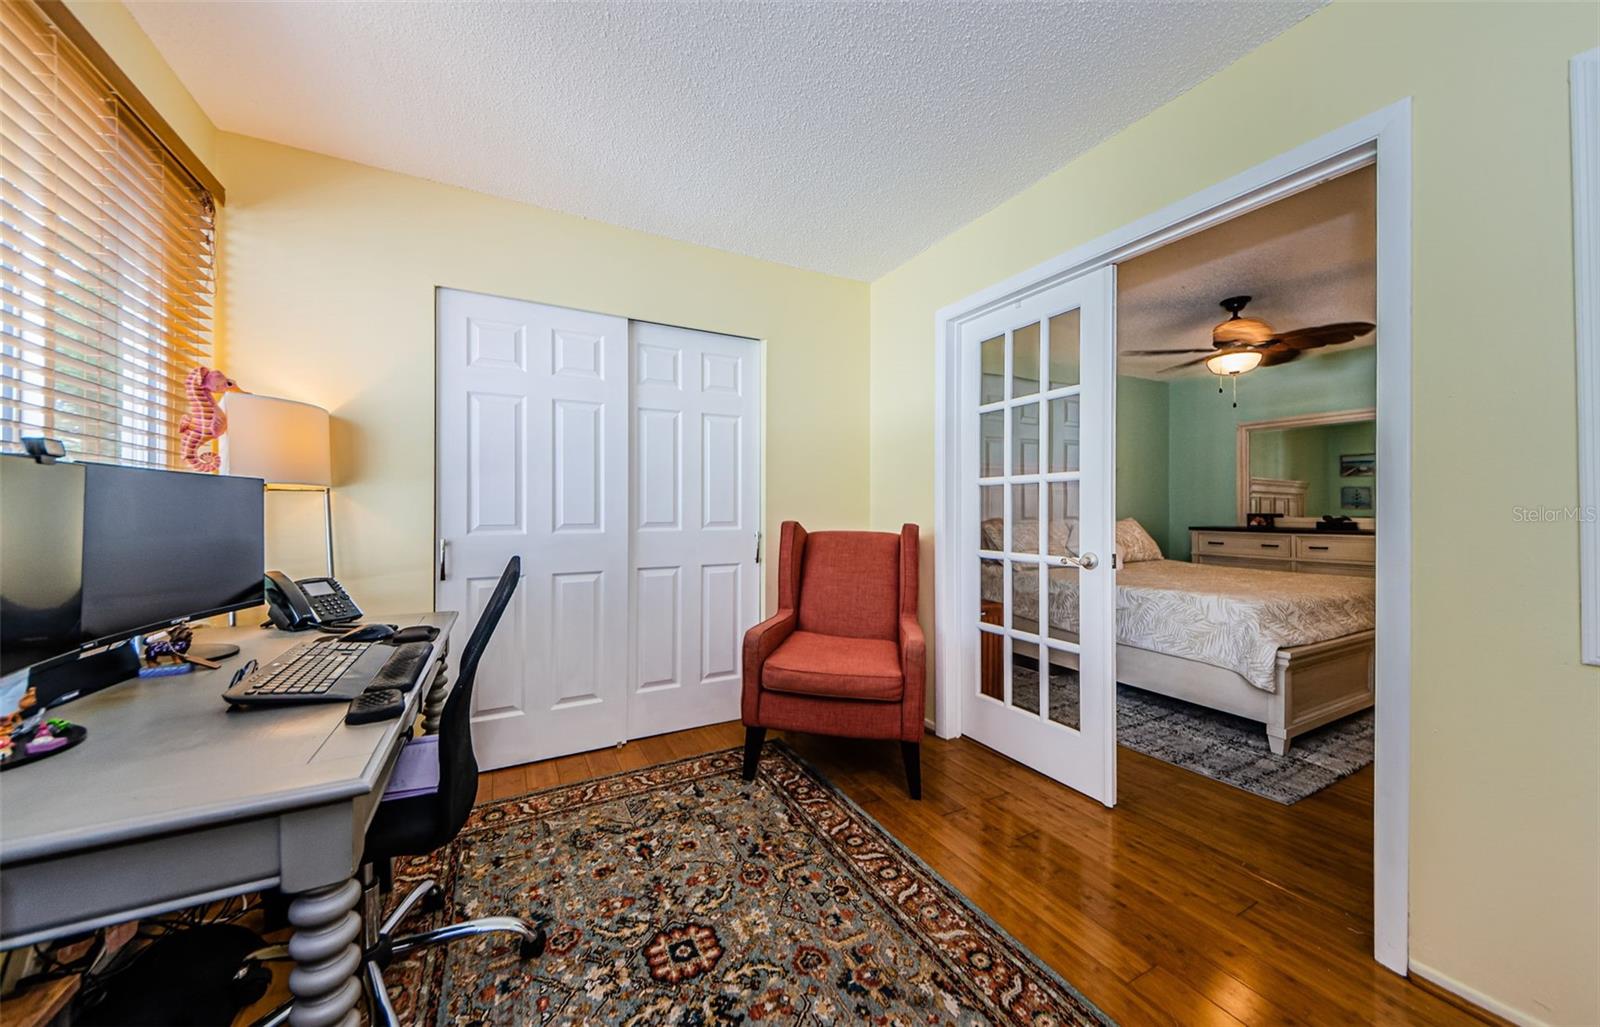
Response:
[981, 518, 1375, 754]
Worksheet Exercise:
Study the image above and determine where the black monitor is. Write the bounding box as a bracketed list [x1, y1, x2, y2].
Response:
[0, 456, 265, 680]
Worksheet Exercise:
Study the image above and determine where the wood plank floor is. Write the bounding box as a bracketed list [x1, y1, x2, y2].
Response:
[479, 723, 1499, 1027]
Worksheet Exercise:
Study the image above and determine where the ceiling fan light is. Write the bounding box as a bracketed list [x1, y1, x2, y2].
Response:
[1206, 350, 1263, 376]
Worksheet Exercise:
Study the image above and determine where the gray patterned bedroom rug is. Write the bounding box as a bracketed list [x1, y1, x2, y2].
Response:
[1011, 662, 1373, 804]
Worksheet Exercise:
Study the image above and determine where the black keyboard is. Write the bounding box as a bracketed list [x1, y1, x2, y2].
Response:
[223, 639, 395, 707]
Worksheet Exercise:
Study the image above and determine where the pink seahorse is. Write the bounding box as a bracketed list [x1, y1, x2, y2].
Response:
[179, 366, 239, 472]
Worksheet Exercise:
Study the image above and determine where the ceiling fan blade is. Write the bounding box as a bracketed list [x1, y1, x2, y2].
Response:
[1270, 321, 1376, 349]
[1159, 353, 1221, 373]
[1258, 347, 1304, 367]
[1122, 348, 1217, 356]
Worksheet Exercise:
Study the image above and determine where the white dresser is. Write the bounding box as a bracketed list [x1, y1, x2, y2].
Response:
[1189, 527, 1375, 577]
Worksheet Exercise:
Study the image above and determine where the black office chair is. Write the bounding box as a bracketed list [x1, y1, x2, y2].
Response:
[256, 556, 541, 1027]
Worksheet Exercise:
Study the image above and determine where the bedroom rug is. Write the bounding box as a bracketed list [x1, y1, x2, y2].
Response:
[383, 742, 1114, 1026]
[1011, 663, 1373, 805]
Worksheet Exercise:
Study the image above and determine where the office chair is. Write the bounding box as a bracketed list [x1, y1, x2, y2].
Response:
[255, 556, 542, 1027]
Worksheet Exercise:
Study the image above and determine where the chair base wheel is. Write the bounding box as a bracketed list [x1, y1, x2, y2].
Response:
[519, 926, 546, 960]
[422, 887, 446, 914]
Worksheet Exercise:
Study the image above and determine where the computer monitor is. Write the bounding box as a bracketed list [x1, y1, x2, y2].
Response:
[0, 455, 265, 680]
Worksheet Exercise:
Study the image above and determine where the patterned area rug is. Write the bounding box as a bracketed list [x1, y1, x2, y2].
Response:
[1012, 663, 1373, 804]
[385, 743, 1113, 1025]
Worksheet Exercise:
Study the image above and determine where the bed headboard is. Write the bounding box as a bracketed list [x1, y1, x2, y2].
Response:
[1248, 477, 1308, 517]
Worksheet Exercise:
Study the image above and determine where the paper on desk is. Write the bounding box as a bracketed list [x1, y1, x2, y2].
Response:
[381, 734, 440, 800]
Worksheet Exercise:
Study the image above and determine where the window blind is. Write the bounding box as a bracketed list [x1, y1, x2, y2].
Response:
[1, 0, 216, 469]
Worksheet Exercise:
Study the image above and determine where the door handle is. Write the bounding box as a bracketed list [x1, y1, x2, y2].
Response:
[438, 538, 449, 581]
[1048, 552, 1099, 570]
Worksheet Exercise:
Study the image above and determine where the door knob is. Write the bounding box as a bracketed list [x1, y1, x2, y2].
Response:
[1068, 551, 1099, 570]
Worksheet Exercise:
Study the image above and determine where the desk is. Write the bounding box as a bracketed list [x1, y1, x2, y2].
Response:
[0, 612, 456, 1027]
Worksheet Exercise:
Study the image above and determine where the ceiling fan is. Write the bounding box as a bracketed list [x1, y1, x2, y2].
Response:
[1123, 295, 1376, 406]
[1126, 295, 1376, 375]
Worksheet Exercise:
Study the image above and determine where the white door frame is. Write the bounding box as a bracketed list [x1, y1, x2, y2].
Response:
[932, 100, 1413, 973]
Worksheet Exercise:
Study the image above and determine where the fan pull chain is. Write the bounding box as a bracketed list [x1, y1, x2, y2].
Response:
[1232, 375, 1240, 408]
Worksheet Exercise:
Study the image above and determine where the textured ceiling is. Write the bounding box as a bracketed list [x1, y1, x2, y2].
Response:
[1117, 164, 1376, 380]
[128, 0, 1323, 281]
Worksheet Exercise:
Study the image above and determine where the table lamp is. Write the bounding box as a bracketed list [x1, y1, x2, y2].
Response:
[220, 394, 336, 575]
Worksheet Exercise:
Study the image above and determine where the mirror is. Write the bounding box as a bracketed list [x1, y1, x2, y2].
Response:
[1237, 411, 1375, 521]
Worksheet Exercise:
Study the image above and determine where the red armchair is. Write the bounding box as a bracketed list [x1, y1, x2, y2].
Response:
[740, 521, 926, 798]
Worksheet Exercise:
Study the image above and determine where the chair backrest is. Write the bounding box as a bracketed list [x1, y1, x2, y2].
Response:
[433, 555, 521, 838]
[795, 530, 904, 640]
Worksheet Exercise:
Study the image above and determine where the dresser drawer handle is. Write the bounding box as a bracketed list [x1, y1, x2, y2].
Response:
[1260, 543, 1281, 549]
[1207, 540, 1224, 546]
[1308, 545, 1330, 551]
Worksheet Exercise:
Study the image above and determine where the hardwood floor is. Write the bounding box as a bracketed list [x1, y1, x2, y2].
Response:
[480, 723, 1498, 1027]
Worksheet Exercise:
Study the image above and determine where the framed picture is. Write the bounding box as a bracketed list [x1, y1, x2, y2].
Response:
[1340, 485, 1373, 510]
[1340, 453, 1375, 477]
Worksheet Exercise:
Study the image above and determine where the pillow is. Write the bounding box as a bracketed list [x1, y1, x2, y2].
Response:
[1115, 518, 1163, 563]
[984, 516, 1080, 555]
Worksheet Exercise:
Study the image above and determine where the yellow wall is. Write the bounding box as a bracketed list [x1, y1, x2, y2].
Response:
[212, 133, 870, 614]
[867, 3, 1599, 1023]
[62, 0, 217, 174]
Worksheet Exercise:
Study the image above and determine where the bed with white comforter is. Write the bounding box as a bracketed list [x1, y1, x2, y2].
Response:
[982, 558, 1375, 693]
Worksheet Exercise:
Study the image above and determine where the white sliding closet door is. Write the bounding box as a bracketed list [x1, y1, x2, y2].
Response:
[437, 288, 630, 769]
[627, 322, 760, 738]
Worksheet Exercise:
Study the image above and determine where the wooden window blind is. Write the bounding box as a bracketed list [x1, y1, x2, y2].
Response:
[1, 0, 216, 468]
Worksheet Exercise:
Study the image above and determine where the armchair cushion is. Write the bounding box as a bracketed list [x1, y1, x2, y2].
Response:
[796, 532, 901, 640]
[762, 631, 904, 702]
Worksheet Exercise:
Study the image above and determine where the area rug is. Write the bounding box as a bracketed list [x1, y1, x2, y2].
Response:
[1011, 662, 1373, 804]
[384, 743, 1114, 1025]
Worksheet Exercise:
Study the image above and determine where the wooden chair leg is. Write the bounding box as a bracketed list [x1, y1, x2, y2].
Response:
[901, 741, 921, 800]
[742, 727, 766, 781]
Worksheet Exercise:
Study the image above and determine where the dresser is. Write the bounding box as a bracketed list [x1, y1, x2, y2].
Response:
[1189, 526, 1375, 576]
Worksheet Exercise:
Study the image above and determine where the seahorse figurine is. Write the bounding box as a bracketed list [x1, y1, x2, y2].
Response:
[179, 366, 240, 472]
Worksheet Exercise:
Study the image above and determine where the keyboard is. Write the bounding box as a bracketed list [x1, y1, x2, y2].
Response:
[223, 639, 396, 707]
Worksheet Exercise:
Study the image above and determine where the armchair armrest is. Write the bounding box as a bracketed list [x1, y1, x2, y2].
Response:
[741, 610, 796, 723]
[898, 614, 926, 738]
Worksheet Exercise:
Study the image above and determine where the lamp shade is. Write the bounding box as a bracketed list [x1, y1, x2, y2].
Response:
[1205, 350, 1264, 377]
[220, 393, 331, 487]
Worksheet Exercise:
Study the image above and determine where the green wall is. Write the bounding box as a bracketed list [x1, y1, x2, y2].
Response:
[1165, 346, 1376, 558]
[1115, 375, 1171, 554]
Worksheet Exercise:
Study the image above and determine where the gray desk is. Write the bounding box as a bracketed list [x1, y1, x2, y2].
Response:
[0, 612, 456, 1027]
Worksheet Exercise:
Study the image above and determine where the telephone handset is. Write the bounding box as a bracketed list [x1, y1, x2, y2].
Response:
[264, 570, 364, 631]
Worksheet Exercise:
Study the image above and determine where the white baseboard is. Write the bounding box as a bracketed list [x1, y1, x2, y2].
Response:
[924, 716, 937, 732]
[1409, 960, 1547, 1027]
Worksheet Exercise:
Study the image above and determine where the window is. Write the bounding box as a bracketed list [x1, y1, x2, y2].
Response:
[1, 0, 217, 468]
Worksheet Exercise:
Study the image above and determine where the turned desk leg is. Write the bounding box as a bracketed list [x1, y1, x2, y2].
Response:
[285, 878, 363, 1027]
[421, 639, 451, 735]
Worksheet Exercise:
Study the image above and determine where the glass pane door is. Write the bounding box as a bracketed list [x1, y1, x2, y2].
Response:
[965, 266, 1117, 806]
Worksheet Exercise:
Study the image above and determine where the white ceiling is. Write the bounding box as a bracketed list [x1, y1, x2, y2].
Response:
[128, 0, 1322, 281]
[1117, 164, 1376, 379]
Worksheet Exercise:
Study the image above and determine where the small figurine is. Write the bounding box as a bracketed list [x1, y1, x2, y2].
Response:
[143, 626, 194, 662]
[25, 720, 70, 754]
[178, 366, 241, 472]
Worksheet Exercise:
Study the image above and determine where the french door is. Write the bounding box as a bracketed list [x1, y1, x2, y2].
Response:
[436, 290, 760, 770]
[962, 266, 1118, 805]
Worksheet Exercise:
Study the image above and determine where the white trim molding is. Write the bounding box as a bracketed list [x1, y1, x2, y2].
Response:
[931, 100, 1413, 973]
[1409, 961, 1550, 1027]
[1573, 48, 1600, 666]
